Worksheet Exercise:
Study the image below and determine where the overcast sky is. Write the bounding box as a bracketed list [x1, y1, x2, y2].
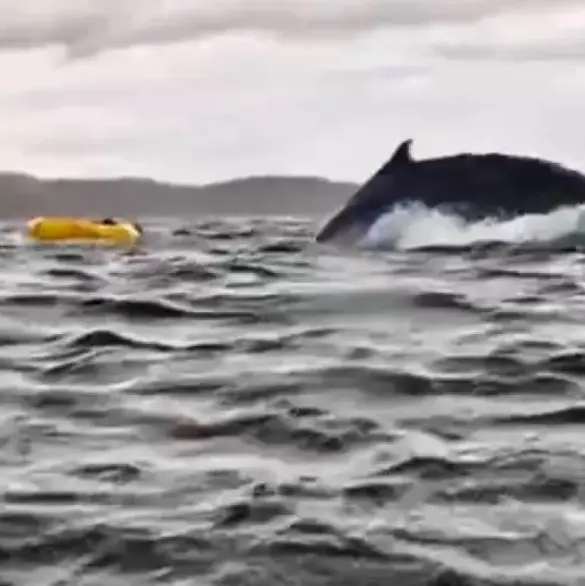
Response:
[1, 0, 585, 184]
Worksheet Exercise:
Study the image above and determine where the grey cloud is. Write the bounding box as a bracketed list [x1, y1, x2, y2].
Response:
[436, 39, 585, 62]
[0, 5, 109, 53]
[0, 0, 576, 58]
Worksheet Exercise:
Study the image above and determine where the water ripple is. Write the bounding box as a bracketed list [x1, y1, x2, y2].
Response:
[1, 217, 585, 585]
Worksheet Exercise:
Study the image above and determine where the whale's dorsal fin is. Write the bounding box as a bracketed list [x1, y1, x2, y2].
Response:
[377, 139, 414, 176]
[390, 139, 413, 165]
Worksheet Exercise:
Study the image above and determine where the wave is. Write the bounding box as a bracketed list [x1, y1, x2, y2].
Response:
[4, 214, 585, 584]
[363, 203, 585, 251]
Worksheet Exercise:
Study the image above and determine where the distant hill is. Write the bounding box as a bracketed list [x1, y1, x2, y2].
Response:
[0, 173, 358, 219]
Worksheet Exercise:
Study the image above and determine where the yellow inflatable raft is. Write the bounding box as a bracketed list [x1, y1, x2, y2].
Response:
[26, 217, 142, 247]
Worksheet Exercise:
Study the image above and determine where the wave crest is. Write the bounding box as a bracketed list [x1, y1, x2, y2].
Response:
[363, 203, 585, 251]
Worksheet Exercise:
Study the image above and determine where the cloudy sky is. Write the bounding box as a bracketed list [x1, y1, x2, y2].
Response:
[1, 0, 585, 184]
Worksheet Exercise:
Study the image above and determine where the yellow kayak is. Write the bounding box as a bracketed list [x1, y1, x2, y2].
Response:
[26, 217, 142, 246]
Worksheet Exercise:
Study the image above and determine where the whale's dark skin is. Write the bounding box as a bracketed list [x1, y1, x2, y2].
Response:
[315, 139, 585, 244]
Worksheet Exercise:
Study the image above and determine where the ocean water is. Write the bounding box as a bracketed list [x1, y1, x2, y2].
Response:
[2, 206, 585, 585]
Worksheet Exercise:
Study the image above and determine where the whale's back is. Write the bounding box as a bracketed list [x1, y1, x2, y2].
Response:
[407, 152, 585, 217]
[316, 140, 585, 244]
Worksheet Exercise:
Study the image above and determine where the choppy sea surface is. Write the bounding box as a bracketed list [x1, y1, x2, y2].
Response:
[3, 206, 585, 586]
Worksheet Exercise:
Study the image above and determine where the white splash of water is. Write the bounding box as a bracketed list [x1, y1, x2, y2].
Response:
[363, 203, 585, 250]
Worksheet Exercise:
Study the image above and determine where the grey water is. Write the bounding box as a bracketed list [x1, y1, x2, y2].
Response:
[1, 216, 585, 585]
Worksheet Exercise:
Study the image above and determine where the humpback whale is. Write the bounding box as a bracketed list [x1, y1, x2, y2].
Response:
[315, 139, 585, 245]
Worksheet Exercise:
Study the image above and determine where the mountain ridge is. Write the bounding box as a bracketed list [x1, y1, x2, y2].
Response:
[0, 172, 358, 219]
